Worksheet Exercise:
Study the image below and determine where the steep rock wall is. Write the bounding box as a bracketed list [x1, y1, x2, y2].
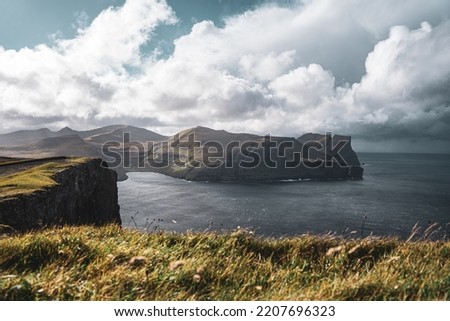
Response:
[0, 158, 121, 231]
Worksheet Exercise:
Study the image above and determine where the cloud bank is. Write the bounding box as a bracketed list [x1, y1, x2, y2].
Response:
[0, 0, 449, 152]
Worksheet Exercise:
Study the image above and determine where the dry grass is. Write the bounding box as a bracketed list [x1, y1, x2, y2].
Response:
[0, 158, 87, 197]
[1, 225, 449, 300]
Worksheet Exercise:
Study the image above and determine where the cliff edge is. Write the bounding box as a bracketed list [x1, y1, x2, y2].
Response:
[143, 127, 364, 181]
[0, 157, 121, 231]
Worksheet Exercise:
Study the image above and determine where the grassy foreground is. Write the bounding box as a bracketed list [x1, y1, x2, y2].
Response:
[0, 225, 449, 300]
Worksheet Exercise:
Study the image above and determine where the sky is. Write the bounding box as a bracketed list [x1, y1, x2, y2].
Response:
[0, 0, 449, 153]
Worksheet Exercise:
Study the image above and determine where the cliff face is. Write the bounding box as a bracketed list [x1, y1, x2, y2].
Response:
[0, 125, 364, 182]
[144, 128, 364, 181]
[0, 158, 121, 231]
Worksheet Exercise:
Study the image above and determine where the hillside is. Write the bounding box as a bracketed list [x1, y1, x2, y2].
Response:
[170, 126, 260, 145]
[0, 125, 166, 147]
[0, 125, 364, 181]
[0, 157, 82, 197]
[0, 128, 53, 146]
[0, 157, 120, 231]
[85, 125, 167, 145]
[146, 126, 363, 181]
[0, 225, 448, 300]
[32, 135, 100, 157]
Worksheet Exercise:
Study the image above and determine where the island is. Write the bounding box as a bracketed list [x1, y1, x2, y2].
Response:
[0, 125, 364, 182]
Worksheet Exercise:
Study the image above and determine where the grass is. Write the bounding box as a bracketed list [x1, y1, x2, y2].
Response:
[0, 225, 449, 300]
[0, 157, 26, 165]
[0, 158, 87, 197]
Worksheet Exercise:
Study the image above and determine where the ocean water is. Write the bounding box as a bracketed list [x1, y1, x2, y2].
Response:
[118, 153, 450, 238]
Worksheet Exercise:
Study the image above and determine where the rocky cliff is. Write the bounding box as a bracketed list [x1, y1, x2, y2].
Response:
[0, 158, 121, 231]
[0, 125, 364, 182]
[144, 127, 364, 181]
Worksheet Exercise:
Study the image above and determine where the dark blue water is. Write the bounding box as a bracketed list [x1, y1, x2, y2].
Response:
[118, 153, 450, 238]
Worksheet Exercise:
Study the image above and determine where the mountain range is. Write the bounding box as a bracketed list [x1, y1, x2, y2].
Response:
[0, 125, 363, 181]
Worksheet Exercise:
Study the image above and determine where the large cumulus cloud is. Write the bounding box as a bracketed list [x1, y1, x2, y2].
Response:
[0, 0, 449, 152]
[0, 0, 176, 130]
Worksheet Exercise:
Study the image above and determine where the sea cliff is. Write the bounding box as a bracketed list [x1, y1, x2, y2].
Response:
[0, 158, 121, 231]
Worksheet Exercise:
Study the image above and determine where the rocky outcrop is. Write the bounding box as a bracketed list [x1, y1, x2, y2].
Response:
[0, 158, 121, 231]
[0, 125, 364, 182]
[143, 127, 364, 181]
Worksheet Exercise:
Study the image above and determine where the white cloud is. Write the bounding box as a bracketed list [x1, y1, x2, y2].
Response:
[239, 50, 296, 82]
[0, 0, 449, 152]
[59, 0, 176, 73]
[351, 21, 450, 138]
[72, 11, 90, 31]
[0, 0, 175, 131]
[269, 64, 335, 109]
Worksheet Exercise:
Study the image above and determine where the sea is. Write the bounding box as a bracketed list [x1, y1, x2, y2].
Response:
[118, 153, 450, 239]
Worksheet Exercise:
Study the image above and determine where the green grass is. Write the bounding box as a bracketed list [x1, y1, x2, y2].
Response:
[0, 157, 26, 165]
[0, 158, 87, 197]
[0, 225, 449, 300]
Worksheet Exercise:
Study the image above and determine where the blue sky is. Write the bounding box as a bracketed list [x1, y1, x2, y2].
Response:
[0, 0, 449, 152]
[0, 0, 266, 51]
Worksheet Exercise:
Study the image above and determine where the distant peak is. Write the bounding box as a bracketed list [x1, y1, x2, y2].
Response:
[58, 126, 75, 133]
[194, 125, 210, 130]
[193, 126, 224, 132]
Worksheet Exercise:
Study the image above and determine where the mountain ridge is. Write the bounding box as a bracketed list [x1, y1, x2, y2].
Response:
[0, 125, 364, 181]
